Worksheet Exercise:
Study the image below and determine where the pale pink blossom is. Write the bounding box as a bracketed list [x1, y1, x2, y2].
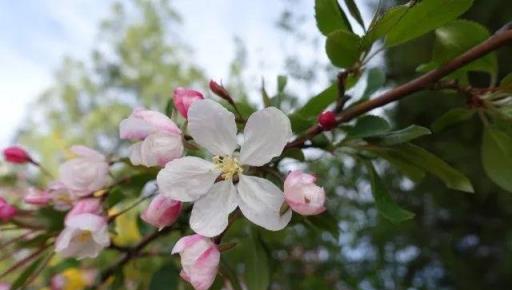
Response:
[173, 88, 204, 119]
[48, 181, 76, 211]
[58, 146, 109, 197]
[3, 146, 31, 164]
[66, 198, 103, 222]
[0, 283, 10, 290]
[120, 109, 183, 167]
[172, 234, 220, 290]
[24, 187, 51, 206]
[284, 170, 326, 216]
[0, 197, 16, 222]
[141, 194, 181, 230]
[119, 108, 181, 141]
[55, 213, 110, 259]
[158, 100, 293, 237]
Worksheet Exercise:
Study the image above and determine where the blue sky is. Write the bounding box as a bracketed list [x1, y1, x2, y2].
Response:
[0, 0, 373, 148]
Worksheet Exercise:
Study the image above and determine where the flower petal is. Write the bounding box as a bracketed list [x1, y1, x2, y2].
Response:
[237, 175, 291, 231]
[157, 157, 220, 202]
[188, 100, 238, 156]
[239, 107, 292, 166]
[190, 180, 238, 237]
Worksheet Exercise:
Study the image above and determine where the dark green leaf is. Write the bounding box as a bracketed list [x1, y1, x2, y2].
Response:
[326, 29, 362, 68]
[244, 232, 270, 290]
[315, 0, 352, 35]
[420, 20, 497, 77]
[290, 85, 337, 132]
[260, 80, 272, 108]
[219, 258, 243, 290]
[482, 126, 512, 192]
[343, 0, 365, 29]
[306, 211, 340, 239]
[498, 73, 512, 93]
[346, 115, 391, 138]
[165, 98, 175, 117]
[372, 125, 431, 146]
[361, 68, 385, 100]
[393, 144, 474, 192]
[282, 148, 305, 161]
[431, 108, 475, 132]
[365, 0, 473, 47]
[373, 150, 426, 183]
[149, 263, 179, 290]
[365, 161, 415, 223]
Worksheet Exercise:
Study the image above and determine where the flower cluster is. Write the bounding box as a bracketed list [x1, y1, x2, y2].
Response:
[1, 85, 326, 290]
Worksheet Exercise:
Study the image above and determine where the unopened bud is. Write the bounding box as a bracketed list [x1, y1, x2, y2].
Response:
[317, 111, 337, 130]
[3, 146, 32, 164]
[209, 80, 233, 103]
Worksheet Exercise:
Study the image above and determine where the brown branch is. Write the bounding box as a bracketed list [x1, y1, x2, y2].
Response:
[286, 24, 512, 149]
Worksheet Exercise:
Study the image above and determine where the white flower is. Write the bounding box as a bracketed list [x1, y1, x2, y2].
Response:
[157, 99, 293, 237]
[58, 146, 109, 197]
[55, 213, 110, 259]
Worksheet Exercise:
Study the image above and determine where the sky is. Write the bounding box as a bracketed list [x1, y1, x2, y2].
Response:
[0, 0, 372, 148]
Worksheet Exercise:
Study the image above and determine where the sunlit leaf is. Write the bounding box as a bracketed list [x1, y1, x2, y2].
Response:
[315, 0, 352, 35]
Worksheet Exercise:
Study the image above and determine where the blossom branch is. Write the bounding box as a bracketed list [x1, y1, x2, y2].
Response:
[286, 24, 512, 149]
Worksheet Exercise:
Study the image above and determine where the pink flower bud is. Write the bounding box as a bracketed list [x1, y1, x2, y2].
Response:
[284, 170, 326, 216]
[208, 80, 231, 100]
[173, 88, 205, 119]
[119, 108, 181, 141]
[66, 198, 103, 222]
[141, 194, 181, 230]
[24, 188, 51, 206]
[172, 234, 220, 290]
[3, 146, 31, 164]
[0, 197, 17, 222]
[0, 283, 10, 290]
[317, 111, 337, 130]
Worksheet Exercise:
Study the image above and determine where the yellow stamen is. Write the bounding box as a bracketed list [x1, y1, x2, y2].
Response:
[77, 230, 92, 242]
[213, 155, 243, 180]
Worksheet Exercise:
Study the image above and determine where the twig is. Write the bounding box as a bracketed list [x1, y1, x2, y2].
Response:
[286, 24, 512, 149]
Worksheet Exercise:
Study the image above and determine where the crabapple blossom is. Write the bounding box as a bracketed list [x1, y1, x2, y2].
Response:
[171, 234, 220, 290]
[120, 108, 183, 167]
[48, 181, 76, 211]
[284, 170, 326, 216]
[0, 197, 16, 222]
[24, 187, 51, 206]
[55, 213, 110, 259]
[141, 194, 182, 230]
[3, 146, 31, 164]
[157, 99, 293, 237]
[173, 88, 205, 118]
[0, 283, 9, 290]
[66, 198, 103, 222]
[58, 146, 109, 197]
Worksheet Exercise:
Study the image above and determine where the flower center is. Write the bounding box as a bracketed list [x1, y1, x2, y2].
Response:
[77, 230, 92, 242]
[213, 155, 243, 180]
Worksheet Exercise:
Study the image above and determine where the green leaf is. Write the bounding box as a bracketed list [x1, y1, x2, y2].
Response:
[290, 84, 337, 132]
[277, 75, 288, 93]
[306, 211, 340, 239]
[244, 232, 270, 290]
[362, 68, 385, 100]
[315, 0, 352, 35]
[282, 148, 305, 161]
[326, 29, 362, 68]
[373, 150, 426, 183]
[482, 126, 512, 192]
[343, 0, 365, 29]
[365, 161, 415, 223]
[219, 258, 243, 290]
[372, 125, 431, 146]
[394, 144, 474, 192]
[260, 80, 272, 108]
[346, 115, 391, 138]
[365, 0, 473, 47]
[149, 263, 179, 290]
[431, 108, 475, 132]
[420, 20, 497, 78]
[164, 98, 175, 117]
[498, 72, 512, 93]
[11, 253, 51, 289]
